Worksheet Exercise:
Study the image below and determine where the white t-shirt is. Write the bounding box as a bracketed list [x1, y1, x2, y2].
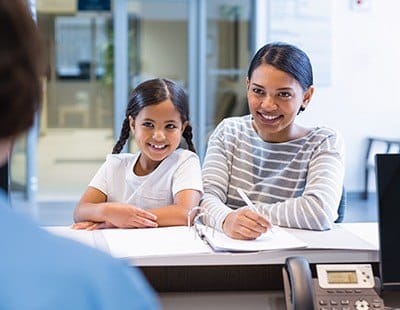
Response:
[89, 148, 203, 209]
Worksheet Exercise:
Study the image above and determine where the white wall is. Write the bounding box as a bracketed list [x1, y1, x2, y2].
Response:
[297, 0, 400, 192]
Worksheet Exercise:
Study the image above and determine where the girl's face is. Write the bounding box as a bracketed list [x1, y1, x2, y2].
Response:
[247, 64, 314, 143]
[130, 99, 187, 173]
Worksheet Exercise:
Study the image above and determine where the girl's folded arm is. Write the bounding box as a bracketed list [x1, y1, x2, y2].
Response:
[73, 186, 109, 223]
[148, 189, 201, 227]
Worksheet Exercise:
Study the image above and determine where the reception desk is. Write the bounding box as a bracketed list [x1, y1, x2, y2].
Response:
[45, 222, 400, 309]
[45, 223, 379, 292]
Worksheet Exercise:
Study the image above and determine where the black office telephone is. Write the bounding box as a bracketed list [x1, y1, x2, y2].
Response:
[282, 256, 385, 310]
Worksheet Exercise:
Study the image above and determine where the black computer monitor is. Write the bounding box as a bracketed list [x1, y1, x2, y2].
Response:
[375, 154, 400, 299]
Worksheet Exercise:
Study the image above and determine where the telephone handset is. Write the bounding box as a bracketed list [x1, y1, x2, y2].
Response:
[282, 256, 315, 310]
[282, 256, 385, 310]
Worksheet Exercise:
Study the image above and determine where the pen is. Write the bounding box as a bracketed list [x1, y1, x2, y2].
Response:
[237, 188, 257, 211]
[237, 188, 275, 234]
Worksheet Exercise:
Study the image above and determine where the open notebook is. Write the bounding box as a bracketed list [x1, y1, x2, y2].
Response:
[100, 225, 307, 257]
[195, 224, 307, 252]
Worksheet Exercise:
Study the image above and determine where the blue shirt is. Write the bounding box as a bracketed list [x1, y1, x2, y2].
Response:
[0, 191, 160, 309]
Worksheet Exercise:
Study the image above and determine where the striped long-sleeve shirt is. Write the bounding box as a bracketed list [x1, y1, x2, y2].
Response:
[200, 115, 345, 231]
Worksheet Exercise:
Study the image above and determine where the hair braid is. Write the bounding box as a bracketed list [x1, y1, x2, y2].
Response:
[112, 118, 131, 154]
[182, 124, 196, 153]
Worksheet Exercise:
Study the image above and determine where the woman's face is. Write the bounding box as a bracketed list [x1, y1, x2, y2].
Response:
[247, 64, 313, 143]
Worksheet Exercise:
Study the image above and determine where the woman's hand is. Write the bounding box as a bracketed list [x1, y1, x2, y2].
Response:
[222, 208, 271, 240]
[104, 204, 158, 229]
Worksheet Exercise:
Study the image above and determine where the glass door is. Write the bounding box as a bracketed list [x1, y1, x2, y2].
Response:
[11, 5, 115, 199]
[200, 0, 252, 157]
[207, 1, 251, 123]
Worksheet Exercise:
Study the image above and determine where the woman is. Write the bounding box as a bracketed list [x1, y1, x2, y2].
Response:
[201, 42, 345, 240]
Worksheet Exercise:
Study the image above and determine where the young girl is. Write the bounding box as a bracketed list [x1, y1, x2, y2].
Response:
[201, 42, 345, 240]
[73, 78, 203, 230]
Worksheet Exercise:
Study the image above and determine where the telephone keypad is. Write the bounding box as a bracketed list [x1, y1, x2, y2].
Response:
[314, 279, 384, 310]
[316, 295, 384, 310]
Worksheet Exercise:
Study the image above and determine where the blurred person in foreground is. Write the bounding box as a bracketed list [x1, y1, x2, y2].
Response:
[0, 1, 159, 308]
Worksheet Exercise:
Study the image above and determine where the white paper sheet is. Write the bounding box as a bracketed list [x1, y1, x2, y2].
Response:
[101, 226, 212, 258]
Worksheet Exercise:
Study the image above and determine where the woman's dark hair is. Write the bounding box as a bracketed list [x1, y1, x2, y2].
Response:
[247, 42, 313, 91]
[0, 0, 45, 139]
[112, 78, 196, 154]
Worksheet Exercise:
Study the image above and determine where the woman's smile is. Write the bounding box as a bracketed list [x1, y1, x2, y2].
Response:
[256, 111, 283, 125]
